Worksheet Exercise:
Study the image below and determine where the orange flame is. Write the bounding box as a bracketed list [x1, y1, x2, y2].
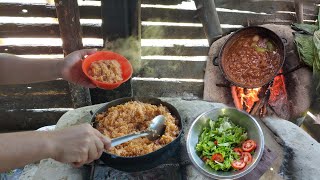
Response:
[232, 86, 261, 112]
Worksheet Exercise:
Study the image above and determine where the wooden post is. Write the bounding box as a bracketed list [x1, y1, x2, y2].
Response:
[54, 0, 92, 108]
[90, 0, 141, 104]
[294, 0, 304, 23]
[194, 0, 223, 45]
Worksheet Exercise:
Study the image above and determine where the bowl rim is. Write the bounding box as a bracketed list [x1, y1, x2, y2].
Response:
[186, 107, 265, 179]
[81, 51, 133, 89]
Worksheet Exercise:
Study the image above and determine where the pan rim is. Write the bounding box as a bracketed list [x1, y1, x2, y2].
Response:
[91, 96, 183, 159]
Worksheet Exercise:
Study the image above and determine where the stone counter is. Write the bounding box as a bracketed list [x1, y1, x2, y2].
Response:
[20, 98, 320, 180]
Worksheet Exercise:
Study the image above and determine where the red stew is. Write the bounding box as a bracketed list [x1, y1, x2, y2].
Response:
[223, 35, 281, 87]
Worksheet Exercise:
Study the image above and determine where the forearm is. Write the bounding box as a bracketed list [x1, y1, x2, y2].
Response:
[0, 131, 53, 172]
[0, 54, 63, 85]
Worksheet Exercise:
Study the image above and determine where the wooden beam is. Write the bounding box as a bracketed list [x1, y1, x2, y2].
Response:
[54, 0, 91, 108]
[194, 0, 222, 45]
[295, 0, 304, 23]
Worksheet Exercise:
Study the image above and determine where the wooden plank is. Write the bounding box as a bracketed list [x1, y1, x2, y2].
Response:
[0, 45, 102, 55]
[141, 46, 209, 56]
[142, 0, 183, 5]
[0, 80, 70, 95]
[303, 2, 320, 15]
[142, 25, 238, 39]
[132, 79, 203, 98]
[135, 59, 205, 79]
[55, 0, 92, 108]
[0, 110, 66, 131]
[141, 8, 317, 24]
[141, 8, 198, 23]
[214, 0, 295, 14]
[0, 80, 73, 109]
[90, 81, 132, 104]
[215, 0, 320, 14]
[142, 25, 206, 38]
[0, 23, 102, 38]
[0, 3, 101, 18]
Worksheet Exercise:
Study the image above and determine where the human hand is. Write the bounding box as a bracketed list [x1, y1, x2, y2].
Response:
[49, 124, 111, 167]
[61, 49, 97, 88]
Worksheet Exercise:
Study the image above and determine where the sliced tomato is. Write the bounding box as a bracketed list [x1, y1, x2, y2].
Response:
[241, 152, 252, 164]
[242, 140, 257, 152]
[231, 160, 246, 170]
[233, 148, 243, 156]
[212, 153, 224, 163]
[202, 156, 209, 162]
[214, 140, 218, 145]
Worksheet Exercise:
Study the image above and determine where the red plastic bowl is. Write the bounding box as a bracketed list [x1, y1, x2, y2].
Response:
[82, 51, 133, 90]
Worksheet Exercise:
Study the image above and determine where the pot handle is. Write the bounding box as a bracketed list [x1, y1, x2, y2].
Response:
[212, 56, 219, 66]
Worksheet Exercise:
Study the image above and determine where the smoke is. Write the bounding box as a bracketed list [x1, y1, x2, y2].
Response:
[104, 36, 142, 73]
[103, 21, 166, 76]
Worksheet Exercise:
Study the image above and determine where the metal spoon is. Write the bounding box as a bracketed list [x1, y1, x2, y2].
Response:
[110, 115, 166, 147]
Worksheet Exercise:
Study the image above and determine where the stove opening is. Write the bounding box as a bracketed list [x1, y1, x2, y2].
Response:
[231, 69, 289, 117]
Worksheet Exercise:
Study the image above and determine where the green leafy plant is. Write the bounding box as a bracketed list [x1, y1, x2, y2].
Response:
[293, 8, 320, 101]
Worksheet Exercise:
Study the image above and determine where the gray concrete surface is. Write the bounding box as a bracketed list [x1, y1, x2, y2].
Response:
[19, 98, 319, 180]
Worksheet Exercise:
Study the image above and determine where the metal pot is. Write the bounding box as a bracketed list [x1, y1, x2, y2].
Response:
[186, 107, 264, 179]
[213, 26, 286, 88]
[91, 97, 183, 172]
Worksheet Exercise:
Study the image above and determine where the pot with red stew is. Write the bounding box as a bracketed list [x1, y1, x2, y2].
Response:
[214, 26, 285, 88]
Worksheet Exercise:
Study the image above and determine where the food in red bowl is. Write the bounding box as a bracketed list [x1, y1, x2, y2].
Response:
[82, 51, 133, 90]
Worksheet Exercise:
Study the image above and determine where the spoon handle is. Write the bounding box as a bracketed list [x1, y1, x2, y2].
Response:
[111, 131, 149, 147]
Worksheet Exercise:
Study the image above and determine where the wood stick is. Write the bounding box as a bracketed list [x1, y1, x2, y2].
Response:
[55, 0, 92, 108]
[278, 64, 307, 76]
[194, 0, 223, 45]
[294, 0, 304, 24]
[250, 82, 273, 116]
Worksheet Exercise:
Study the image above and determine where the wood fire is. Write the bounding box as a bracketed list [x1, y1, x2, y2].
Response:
[231, 70, 289, 117]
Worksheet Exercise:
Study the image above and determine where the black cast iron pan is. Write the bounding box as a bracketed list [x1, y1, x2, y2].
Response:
[213, 26, 286, 88]
[90, 97, 183, 172]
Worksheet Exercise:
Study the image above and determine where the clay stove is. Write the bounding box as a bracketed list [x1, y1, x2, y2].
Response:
[204, 25, 313, 121]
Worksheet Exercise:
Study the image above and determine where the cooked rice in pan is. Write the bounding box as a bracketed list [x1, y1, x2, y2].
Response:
[95, 101, 180, 157]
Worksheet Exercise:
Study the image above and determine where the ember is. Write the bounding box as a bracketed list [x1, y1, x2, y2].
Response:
[269, 70, 287, 103]
[231, 69, 289, 117]
[231, 86, 261, 112]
